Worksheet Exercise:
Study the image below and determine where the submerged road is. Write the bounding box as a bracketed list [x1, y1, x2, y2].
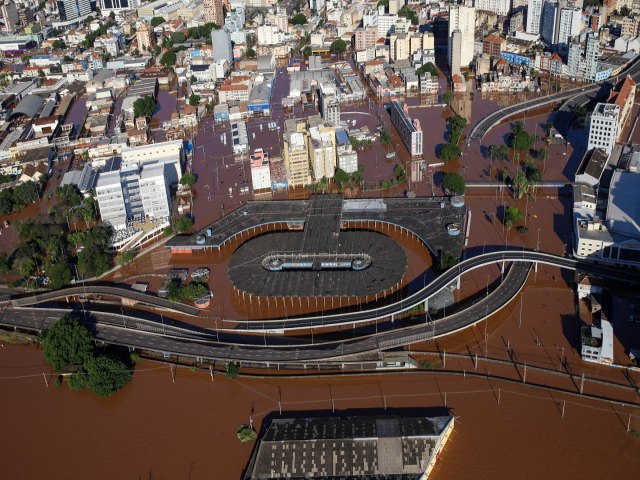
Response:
[10, 250, 639, 332]
[468, 55, 640, 142]
[0, 263, 531, 365]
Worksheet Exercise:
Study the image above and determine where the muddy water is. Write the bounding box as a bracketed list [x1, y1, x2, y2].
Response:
[1, 343, 639, 479]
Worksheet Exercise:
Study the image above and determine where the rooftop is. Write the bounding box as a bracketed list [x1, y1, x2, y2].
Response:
[606, 170, 640, 240]
[245, 415, 454, 480]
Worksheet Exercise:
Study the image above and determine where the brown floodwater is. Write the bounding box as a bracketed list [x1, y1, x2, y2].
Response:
[0, 343, 639, 479]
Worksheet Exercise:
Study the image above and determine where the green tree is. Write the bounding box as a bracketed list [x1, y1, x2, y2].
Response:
[442, 172, 465, 194]
[503, 206, 524, 228]
[116, 250, 136, 266]
[160, 50, 176, 67]
[245, 47, 256, 59]
[83, 355, 132, 398]
[393, 164, 405, 182]
[47, 261, 72, 289]
[621, 5, 631, 16]
[538, 147, 548, 161]
[380, 128, 391, 145]
[512, 170, 529, 199]
[133, 96, 157, 118]
[416, 62, 438, 77]
[290, 13, 308, 25]
[443, 91, 454, 105]
[150, 16, 166, 27]
[170, 31, 187, 44]
[438, 143, 461, 162]
[179, 172, 197, 186]
[330, 39, 347, 55]
[333, 168, 350, 189]
[188, 93, 200, 106]
[488, 144, 499, 161]
[14, 256, 36, 277]
[52, 39, 66, 49]
[174, 216, 193, 233]
[302, 46, 312, 56]
[43, 316, 94, 371]
[225, 361, 240, 379]
[0, 252, 9, 276]
[237, 425, 257, 443]
[439, 251, 459, 272]
[509, 121, 533, 151]
[398, 5, 419, 25]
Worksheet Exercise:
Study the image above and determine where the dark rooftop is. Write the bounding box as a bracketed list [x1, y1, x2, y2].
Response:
[576, 148, 609, 184]
[244, 415, 454, 480]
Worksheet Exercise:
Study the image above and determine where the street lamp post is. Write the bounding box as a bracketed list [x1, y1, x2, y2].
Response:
[536, 228, 541, 251]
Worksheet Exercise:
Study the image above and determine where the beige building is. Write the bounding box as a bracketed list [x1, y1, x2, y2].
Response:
[355, 26, 377, 51]
[136, 21, 156, 52]
[204, 0, 224, 26]
[309, 125, 336, 180]
[284, 119, 311, 187]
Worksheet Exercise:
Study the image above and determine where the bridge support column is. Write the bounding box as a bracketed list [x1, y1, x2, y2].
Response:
[534, 261, 538, 273]
[456, 275, 461, 290]
[501, 261, 506, 274]
[424, 298, 428, 313]
[391, 313, 394, 323]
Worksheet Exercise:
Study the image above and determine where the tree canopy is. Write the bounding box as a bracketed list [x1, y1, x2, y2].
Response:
[237, 425, 257, 443]
[503, 206, 524, 228]
[188, 93, 200, 106]
[133, 96, 157, 118]
[170, 31, 187, 44]
[43, 315, 94, 371]
[245, 47, 256, 59]
[509, 121, 533, 151]
[179, 172, 197, 186]
[416, 62, 438, 77]
[150, 16, 165, 27]
[438, 142, 461, 162]
[82, 355, 132, 398]
[512, 170, 529, 199]
[174, 216, 193, 233]
[160, 50, 176, 67]
[290, 13, 308, 25]
[442, 172, 465, 195]
[330, 39, 347, 55]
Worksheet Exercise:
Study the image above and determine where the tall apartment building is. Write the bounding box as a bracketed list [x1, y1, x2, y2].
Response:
[377, 14, 398, 38]
[335, 129, 358, 174]
[204, 0, 224, 26]
[309, 0, 325, 11]
[584, 31, 600, 81]
[557, 7, 582, 52]
[390, 33, 410, 61]
[0, 1, 19, 33]
[57, 0, 93, 21]
[448, 5, 476, 69]
[390, 100, 423, 157]
[588, 103, 619, 154]
[136, 20, 156, 52]
[474, 0, 511, 16]
[211, 28, 233, 64]
[526, 0, 544, 34]
[355, 26, 377, 51]
[319, 85, 340, 126]
[284, 119, 311, 187]
[450, 30, 462, 75]
[309, 126, 336, 180]
[608, 76, 636, 137]
[541, 0, 558, 46]
[621, 15, 640, 38]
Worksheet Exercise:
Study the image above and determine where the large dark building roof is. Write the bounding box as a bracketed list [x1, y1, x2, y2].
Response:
[168, 195, 466, 262]
[8, 94, 43, 120]
[244, 415, 454, 480]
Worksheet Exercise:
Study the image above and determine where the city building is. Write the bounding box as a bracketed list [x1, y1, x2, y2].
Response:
[527, 0, 544, 34]
[243, 414, 455, 480]
[587, 103, 619, 154]
[608, 76, 636, 137]
[448, 5, 475, 69]
[99, 0, 140, 13]
[390, 100, 423, 157]
[355, 26, 377, 51]
[0, 1, 19, 33]
[230, 121, 249, 154]
[204, 0, 224, 26]
[483, 35, 506, 56]
[541, 0, 558, 47]
[584, 31, 600, 81]
[557, 7, 582, 52]
[309, 125, 336, 180]
[335, 129, 358, 174]
[319, 84, 340, 126]
[250, 148, 271, 192]
[581, 296, 614, 365]
[211, 28, 233, 65]
[283, 118, 311, 187]
[136, 20, 156, 52]
[574, 148, 609, 187]
[474, 0, 510, 16]
[57, 0, 93, 21]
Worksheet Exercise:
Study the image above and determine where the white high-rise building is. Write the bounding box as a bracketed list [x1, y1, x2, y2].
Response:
[588, 103, 619, 155]
[377, 14, 398, 37]
[474, 0, 511, 16]
[309, 0, 325, 11]
[526, 0, 543, 34]
[99, 0, 140, 13]
[309, 126, 336, 181]
[557, 7, 582, 52]
[96, 141, 184, 230]
[584, 31, 600, 81]
[448, 5, 476, 69]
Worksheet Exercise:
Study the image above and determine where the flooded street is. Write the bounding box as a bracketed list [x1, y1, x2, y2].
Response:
[0, 343, 638, 479]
